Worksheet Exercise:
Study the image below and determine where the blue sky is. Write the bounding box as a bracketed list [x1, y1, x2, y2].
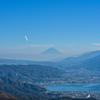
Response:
[0, 0, 100, 60]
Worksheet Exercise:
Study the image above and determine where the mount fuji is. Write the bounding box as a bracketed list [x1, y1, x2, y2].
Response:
[40, 48, 62, 55]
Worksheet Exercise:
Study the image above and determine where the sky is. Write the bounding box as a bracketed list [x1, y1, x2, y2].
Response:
[0, 0, 100, 60]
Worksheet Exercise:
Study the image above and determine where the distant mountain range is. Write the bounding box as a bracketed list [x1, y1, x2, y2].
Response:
[57, 50, 100, 71]
[40, 48, 62, 55]
[60, 50, 100, 65]
[1, 50, 100, 71]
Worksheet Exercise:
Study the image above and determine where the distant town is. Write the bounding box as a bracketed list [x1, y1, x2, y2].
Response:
[24, 69, 100, 100]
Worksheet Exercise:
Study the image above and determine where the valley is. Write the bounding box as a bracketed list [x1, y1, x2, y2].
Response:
[0, 50, 100, 99]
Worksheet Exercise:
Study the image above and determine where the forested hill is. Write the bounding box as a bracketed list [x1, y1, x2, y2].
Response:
[0, 74, 48, 100]
[0, 65, 64, 78]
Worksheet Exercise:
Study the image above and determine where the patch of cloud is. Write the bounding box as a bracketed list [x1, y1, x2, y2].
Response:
[5, 44, 54, 50]
[19, 44, 54, 47]
[68, 44, 74, 47]
[60, 50, 66, 52]
[27, 44, 54, 47]
[91, 43, 100, 46]
[5, 47, 26, 49]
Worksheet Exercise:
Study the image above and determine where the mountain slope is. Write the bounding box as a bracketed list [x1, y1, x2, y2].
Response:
[0, 74, 48, 100]
[0, 90, 18, 100]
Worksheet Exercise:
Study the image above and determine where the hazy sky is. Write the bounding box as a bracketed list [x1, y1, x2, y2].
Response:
[0, 0, 100, 60]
